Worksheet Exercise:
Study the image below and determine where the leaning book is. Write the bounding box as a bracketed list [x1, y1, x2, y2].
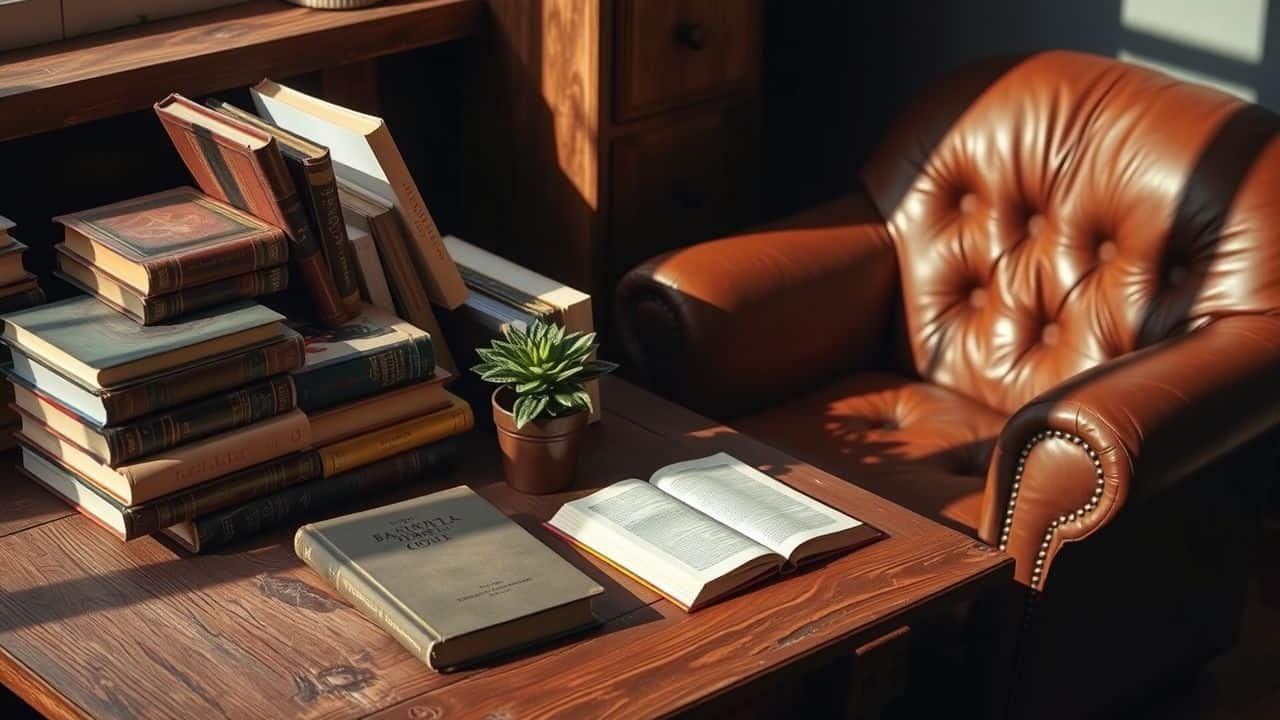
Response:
[295, 486, 603, 671]
[547, 453, 884, 611]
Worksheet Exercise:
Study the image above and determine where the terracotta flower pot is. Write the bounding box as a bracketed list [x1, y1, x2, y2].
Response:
[491, 388, 589, 494]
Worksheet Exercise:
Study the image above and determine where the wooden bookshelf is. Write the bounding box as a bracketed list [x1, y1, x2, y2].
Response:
[0, 0, 483, 143]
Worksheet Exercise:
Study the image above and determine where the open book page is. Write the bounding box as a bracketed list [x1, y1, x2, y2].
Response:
[549, 479, 780, 609]
[651, 453, 864, 562]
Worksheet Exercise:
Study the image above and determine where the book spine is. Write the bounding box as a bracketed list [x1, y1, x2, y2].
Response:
[0, 287, 44, 314]
[192, 440, 457, 552]
[317, 398, 473, 477]
[142, 231, 288, 295]
[123, 450, 323, 538]
[293, 334, 435, 412]
[297, 157, 363, 317]
[103, 375, 297, 465]
[142, 266, 289, 324]
[257, 145, 352, 328]
[101, 334, 305, 424]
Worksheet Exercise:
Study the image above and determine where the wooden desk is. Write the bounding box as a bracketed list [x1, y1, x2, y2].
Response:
[0, 378, 1011, 719]
[0, 0, 483, 143]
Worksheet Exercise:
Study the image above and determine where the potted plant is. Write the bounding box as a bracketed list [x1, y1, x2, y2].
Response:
[472, 319, 617, 494]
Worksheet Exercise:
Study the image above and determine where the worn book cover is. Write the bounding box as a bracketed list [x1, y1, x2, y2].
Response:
[309, 370, 450, 446]
[207, 99, 363, 318]
[154, 94, 352, 328]
[56, 247, 289, 325]
[11, 374, 297, 466]
[1, 296, 284, 389]
[295, 485, 603, 671]
[290, 303, 435, 412]
[19, 443, 324, 540]
[54, 187, 288, 296]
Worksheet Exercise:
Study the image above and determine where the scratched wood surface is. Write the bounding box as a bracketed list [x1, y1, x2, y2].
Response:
[0, 378, 1011, 719]
[0, 0, 482, 143]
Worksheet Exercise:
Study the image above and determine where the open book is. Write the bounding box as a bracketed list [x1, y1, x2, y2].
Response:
[547, 453, 884, 611]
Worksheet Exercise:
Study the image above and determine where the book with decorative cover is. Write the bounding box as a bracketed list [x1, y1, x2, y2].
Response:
[547, 453, 884, 611]
[54, 187, 288, 297]
[290, 303, 435, 412]
[6, 330, 303, 427]
[295, 485, 603, 671]
[56, 248, 289, 325]
[167, 440, 459, 553]
[9, 373, 297, 466]
[19, 444, 324, 540]
[207, 99, 363, 318]
[154, 94, 352, 328]
[1, 296, 286, 389]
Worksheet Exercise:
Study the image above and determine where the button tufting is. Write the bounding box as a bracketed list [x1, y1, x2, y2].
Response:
[1097, 241, 1117, 262]
[969, 287, 988, 309]
[959, 193, 980, 214]
[1041, 323, 1060, 346]
[1027, 213, 1047, 236]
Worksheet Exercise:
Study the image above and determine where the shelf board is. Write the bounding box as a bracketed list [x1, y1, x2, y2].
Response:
[0, 0, 484, 143]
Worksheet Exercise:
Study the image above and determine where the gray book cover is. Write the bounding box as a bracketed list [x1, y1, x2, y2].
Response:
[1, 296, 282, 372]
[296, 486, 603, 670]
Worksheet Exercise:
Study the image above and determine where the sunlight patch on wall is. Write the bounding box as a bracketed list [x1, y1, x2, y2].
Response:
[1121, 0, 1267, 63]
[1118, 50, 1258, 102]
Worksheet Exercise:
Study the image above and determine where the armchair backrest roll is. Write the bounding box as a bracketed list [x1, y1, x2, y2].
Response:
[862, 50, 1280, 414]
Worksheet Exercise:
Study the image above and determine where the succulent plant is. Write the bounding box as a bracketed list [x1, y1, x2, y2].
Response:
[472, 319, 618, 428]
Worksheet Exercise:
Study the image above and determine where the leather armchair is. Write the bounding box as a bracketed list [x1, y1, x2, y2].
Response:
[616, 51, 1280, 717]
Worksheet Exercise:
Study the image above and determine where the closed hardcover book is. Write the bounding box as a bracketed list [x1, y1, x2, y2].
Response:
[166, 440, 458, 553]
[207, 99, 363, 318]
[0, 239, 29, 286]
[19, 444, 324, 540]
[346, 223, 395, 313]
[53, 187, 288, 296]
[0, 286, 45, 315]
[16, 408, 311, 505]
[339, 182, 454, 372]
[291, 303, 435, 412]
[294, 485, 603, 671]
[154, 94, 352, 328]
[56, 248, 289, 325]
[317, 392, 472, 476]
[250, 79, 467, 310]
[6, 331, 304, 426]
[10, 374, 297, 466]
[309, 369, 450, 446]
[0, 296, 286, 389]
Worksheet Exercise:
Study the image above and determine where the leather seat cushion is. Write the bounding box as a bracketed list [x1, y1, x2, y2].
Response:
[734, 373, 1007, 534]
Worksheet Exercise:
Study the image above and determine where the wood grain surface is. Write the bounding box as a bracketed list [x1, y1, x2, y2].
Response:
[0, 0, 482, 142]
[0, 378, 1011, 719]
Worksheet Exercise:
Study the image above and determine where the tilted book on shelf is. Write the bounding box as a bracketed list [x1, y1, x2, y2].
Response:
[547, 453, 884, 611]
[345, 222, 395, 314]
[154, 94, 353, 328]
[295, 485, 603, 671]
[250, 78, 468, 310]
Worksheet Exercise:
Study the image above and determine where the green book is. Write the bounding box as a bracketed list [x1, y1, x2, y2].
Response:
[0, 296, 285, 389]
[294, 485, 604, 671]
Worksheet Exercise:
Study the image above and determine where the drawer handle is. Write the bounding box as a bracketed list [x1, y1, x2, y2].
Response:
[674, 22, 707, 51]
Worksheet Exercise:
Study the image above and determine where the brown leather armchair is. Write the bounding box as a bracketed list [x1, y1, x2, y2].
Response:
[616, 51, 1280, 718]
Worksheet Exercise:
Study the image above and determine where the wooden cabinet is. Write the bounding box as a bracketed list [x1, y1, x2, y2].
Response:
[463, 0, 762, 336]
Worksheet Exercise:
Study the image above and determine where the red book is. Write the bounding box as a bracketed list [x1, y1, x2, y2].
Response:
[155, 93, 354, 328]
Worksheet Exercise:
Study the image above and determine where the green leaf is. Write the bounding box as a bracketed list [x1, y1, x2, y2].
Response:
[513, 393, 549, 428]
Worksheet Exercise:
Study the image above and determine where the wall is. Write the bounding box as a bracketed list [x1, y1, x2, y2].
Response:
[763, 0, 1280, 218]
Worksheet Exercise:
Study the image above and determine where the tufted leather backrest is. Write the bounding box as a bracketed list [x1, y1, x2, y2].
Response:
[862, 50, 1280, 414]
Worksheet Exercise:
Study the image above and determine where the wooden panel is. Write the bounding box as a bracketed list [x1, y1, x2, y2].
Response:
[614, 0, 760, 122]
[609, 101, 758, 278]
[0, 0, 482, 142]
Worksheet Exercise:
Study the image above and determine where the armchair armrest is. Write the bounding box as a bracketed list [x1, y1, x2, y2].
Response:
[979, 313, 1280, 588]
[615, 192, 899, 418]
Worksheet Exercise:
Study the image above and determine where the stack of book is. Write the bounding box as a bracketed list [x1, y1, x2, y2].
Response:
[0, 214, 47, 450]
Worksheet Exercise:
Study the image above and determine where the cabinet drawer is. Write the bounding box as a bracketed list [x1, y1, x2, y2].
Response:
[609, 104, 757, 277]
[614, 0, 760, 122]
